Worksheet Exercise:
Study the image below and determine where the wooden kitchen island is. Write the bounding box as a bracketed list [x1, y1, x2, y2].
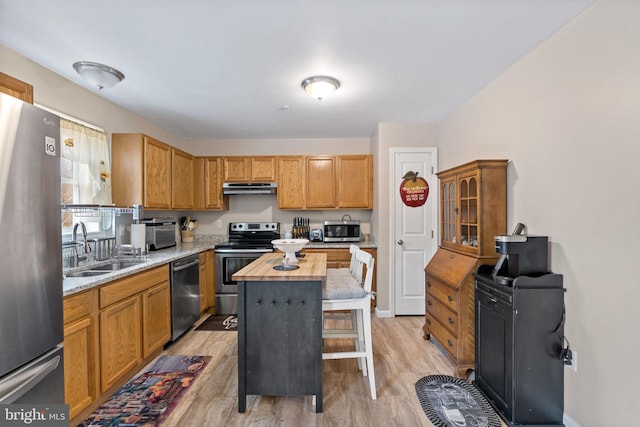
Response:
[233, 252, 327, 413]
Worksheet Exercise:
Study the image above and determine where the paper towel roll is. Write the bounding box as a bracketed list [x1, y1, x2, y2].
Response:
[131, 224, 146, 254]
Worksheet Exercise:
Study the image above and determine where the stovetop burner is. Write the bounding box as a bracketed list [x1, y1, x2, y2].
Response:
[215, 222, 280, 252]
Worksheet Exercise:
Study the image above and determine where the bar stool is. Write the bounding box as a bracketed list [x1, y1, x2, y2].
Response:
[322, 247, 376, 400]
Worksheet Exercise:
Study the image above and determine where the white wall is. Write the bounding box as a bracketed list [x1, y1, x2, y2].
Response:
[0, 45, 187, 150]
[438, 0, 638, 424]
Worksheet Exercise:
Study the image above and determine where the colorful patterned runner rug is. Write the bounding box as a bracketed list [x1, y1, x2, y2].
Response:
[80, 355, 210, 426]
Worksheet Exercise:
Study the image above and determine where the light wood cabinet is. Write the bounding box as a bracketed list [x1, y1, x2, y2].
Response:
[194, 157, 227, 210]
[63, 289, 99, 420]
[98, 265, 170, 392]
[200, 250, 215, 314]
[303, 247, 377, 310]
[277, 156, 305, 209]
[99, 295, 141, 392]
[111, 133, 172, 209]
[171, 148, 194, 209]
[337, 155, 373, 209]
[251, 157, 278, 181]
[278, 154, 373, 210]
[424, 159, 507, 378]
[438, 159, 507, 256]
[306, 156, 337, 208]
[142, 281, 171, 358]
[0, 72, 33, 104]
[223, 156, 278, 182]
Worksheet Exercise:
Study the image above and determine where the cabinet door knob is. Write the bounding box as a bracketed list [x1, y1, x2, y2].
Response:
[427, 300, 432, 306]
[426, 318, 431, 325]
[285, 300, 290, 306]
[447, 339, 453, 347]
[426, 281, 432, 287]
[397, 240, 403, 245]
[256, 300, 262, 306]
[489, 297, 498, 305]
[270, 300, 276, 306]
[448, 317, 454, 324]
[299, 300, 305, 305]
[447, 295, 453, 302]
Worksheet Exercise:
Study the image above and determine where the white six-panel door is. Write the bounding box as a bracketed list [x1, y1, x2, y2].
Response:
[391, 148, 437, 315]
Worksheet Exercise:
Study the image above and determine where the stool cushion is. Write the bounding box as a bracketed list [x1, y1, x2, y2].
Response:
[323, 274, 366, 300]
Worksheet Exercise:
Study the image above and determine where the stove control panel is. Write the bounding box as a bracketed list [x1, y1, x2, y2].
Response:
[229, 222, 280, 232]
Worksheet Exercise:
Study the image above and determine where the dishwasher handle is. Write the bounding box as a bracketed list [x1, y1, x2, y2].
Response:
[172, 259, 200, 272]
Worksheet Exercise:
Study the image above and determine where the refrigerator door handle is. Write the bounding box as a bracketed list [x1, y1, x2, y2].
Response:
[0, 354, 61, 404]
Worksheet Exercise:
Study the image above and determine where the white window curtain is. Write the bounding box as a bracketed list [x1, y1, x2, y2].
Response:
[60, 118, 112, 205]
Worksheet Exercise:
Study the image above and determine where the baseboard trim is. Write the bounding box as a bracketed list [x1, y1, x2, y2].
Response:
[374, 307, 393, 318]
[564, 413, 581, 427]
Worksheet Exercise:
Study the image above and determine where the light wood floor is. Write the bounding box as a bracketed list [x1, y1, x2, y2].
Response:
[154, 315, 456, 426]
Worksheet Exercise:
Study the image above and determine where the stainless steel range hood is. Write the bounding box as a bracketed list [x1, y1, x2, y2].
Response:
[223, 182, 277, 195]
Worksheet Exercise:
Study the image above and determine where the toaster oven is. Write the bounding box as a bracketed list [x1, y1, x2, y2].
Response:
[323, 220, 361, 242]
[141, 217, 177, 250]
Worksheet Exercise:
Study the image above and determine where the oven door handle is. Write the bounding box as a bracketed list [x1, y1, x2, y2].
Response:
[173, 259, 200, 272]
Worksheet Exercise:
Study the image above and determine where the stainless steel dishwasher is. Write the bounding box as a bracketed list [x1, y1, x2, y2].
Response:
[170, 254, 200, 341]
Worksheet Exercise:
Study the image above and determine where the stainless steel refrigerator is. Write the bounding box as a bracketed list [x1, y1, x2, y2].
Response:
[0, 92, 64, 404]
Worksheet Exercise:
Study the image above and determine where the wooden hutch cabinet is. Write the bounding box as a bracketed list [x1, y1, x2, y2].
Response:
[423, 159, 507, 378]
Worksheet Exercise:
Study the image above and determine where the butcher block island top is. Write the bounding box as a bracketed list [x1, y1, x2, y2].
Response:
[232, 252, 327, 281]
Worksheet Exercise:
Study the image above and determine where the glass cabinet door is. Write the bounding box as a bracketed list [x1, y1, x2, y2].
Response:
[441, 178, 456, 246]
[458, 173, 479, 250]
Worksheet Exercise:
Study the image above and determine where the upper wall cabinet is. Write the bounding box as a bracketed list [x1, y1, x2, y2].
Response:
[0, 72, 33, 104]
[337, 155, 373, 209]
[306, 156, 337, 209]
[171, 148, 194, 209]
[277, 156, 305, 209]
[223, 156, 278, 182]
[278, 154, 374, 210]
[194, 157, 228, 210]
[112, 133, 172, 209]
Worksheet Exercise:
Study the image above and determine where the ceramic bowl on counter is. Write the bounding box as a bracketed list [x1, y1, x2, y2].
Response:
[271, 239, 309, 263]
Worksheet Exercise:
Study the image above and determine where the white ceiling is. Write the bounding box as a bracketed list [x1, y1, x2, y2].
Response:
[0, 0, 593, 140]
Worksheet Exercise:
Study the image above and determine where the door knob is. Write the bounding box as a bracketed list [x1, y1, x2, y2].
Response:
[397, 240, 403, 245]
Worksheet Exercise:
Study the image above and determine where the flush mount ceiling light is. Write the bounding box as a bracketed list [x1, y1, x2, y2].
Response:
[73, 61, 125, 90]
[301, 75, 340, 101]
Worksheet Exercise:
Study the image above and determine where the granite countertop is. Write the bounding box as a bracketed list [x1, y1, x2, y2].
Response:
[62, 239, 377, 297]
[305, 241, 377, 249]
[62, 242, 216, 297]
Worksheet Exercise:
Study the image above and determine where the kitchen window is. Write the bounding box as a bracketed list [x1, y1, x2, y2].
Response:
[58, 116, 112, 235]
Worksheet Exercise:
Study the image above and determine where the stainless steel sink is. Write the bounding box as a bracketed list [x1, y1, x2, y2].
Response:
[65, 270, 111, 278]
[64, 258, 148, 278]
[90, 259, 147, 271]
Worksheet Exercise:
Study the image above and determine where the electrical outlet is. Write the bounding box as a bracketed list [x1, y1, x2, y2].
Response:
[216, 220, 222, 228]
[566, 350, 578, 372]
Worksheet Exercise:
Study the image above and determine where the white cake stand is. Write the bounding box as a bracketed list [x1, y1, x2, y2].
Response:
[271, 239, 309, 265]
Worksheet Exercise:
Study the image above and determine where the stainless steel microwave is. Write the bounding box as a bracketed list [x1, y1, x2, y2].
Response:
[141, 218, 177, 250]
[323, 220, 361, 242]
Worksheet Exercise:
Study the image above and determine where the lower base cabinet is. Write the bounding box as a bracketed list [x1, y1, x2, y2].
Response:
[199, 249, 215, 314]
[63, 289, 99, 420]
[100, 296, 142, 392]
[99, 265, 170, 392]
[64, 264, 172, 421]
[142, 282, 172, 358]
